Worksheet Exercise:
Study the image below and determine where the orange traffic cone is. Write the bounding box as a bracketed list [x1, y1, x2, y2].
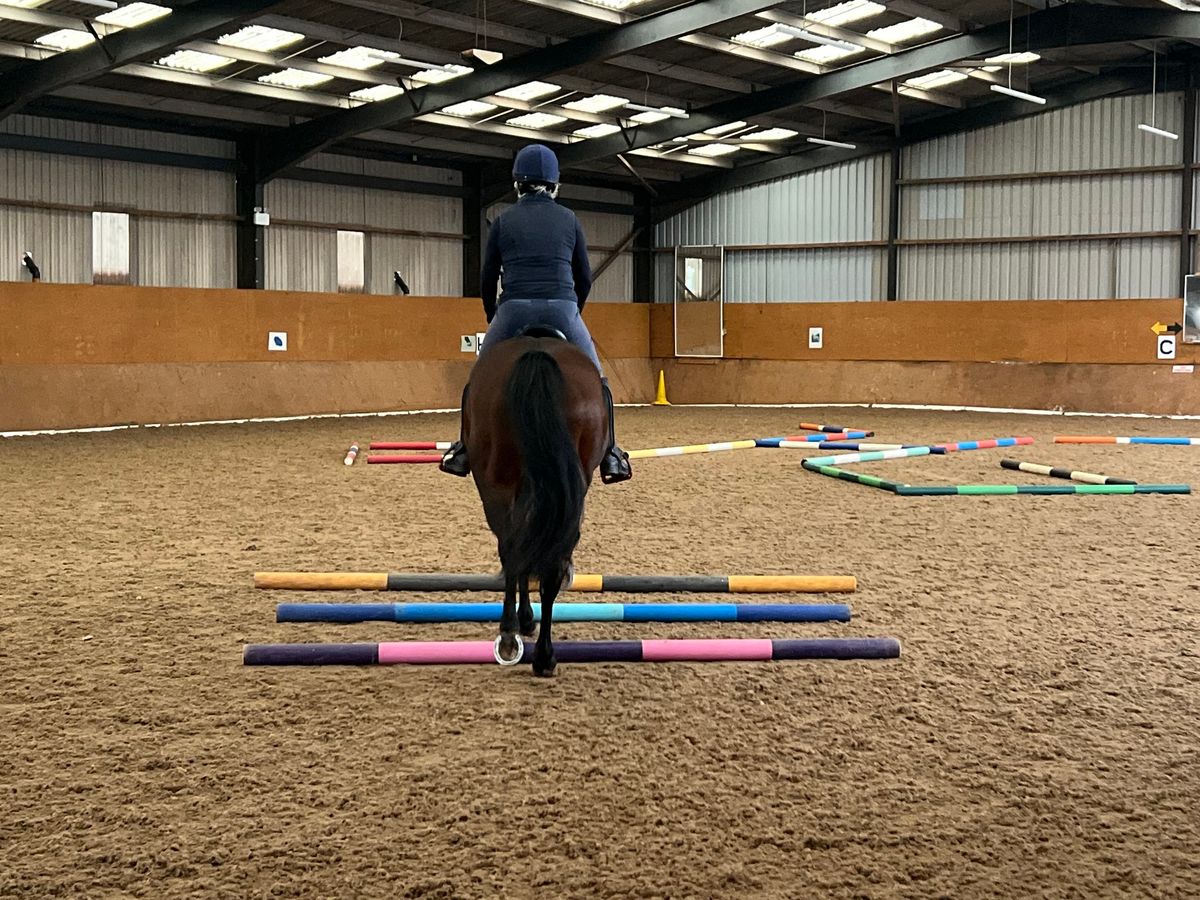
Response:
[653, 369, 671, 406]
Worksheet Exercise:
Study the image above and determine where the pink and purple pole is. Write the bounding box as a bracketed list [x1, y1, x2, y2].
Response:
[243, 637, 901, 665]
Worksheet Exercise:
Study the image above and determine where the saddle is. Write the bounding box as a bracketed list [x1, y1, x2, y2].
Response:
[516, 324, 568, 341]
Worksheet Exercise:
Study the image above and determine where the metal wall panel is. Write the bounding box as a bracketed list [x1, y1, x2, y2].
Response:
[904, 93, 1185, 177]
[1, 113, 233, 157]
[901, 239, 1178, 301]
[1, 143, 235, 286]
[657, 155, 888, 248]
[264, 178, 463, 295]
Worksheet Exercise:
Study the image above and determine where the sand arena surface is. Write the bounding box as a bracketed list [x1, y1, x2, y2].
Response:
[2, 406, 1199, 899]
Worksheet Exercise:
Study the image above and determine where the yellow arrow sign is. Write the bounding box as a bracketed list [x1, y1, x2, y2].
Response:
[1152, 321, 1169, 335]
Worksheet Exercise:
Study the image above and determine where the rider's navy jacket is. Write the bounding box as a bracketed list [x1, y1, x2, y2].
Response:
[480, 193, 593, 322]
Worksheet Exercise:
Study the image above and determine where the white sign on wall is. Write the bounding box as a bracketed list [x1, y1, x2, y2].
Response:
[808, 327, 824, 350]
[268, 331, 287, 352]
[1158, 335, 1177, 360]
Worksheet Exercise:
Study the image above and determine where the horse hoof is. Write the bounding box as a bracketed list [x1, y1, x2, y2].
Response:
[493, 634, 523, 666]
[519, 621, 537, 638]
[532, 656, 557, 678]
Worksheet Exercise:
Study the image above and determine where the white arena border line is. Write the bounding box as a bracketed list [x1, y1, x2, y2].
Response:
[8, 399, 1200, 440]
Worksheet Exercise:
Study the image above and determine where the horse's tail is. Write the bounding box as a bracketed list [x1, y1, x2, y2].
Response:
[504, 349, 586, 582]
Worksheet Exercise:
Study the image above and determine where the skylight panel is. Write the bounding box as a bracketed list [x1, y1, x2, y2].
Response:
[351, 84, 404, 102]
[689, 143, 740, 157]
[158, 49, 234, 72]
[985, 52, 1041, 65]
[96, 3, 170, 27]
[442, 99, 499, 117]
[806, 0, 885, 26]
[411, 64, 472, 84]
[630, 106, 686, 124]
[258, 69, 333, 89]
[320, 47, 394, 70]
[506, 112, 568, 129]
[740, 127, 798, 141]
[574, 123, 621, 139]
[563, 93, 629, 113]
[795, 43, 864, 64]
[866, 17, 941, 44]
[218, 25, 304, 52]
[34, 30, 93, 51]
[497, 81, 561, 101]
[904, 69, 968, 90]
[732, 24, 791, 48]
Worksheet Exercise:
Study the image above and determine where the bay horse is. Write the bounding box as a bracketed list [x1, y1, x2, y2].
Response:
[463, 330, 608, 676]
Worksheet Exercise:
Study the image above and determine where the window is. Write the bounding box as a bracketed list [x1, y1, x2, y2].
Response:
[337, 230, 365, 293]
[92, 211, 130, 284]
[683, 256, 704, 300]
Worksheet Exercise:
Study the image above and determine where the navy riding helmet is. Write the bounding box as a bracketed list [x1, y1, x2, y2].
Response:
[513, 143, 560, 185]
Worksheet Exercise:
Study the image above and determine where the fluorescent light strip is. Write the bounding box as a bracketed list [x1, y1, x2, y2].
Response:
[807, 136, 857, 149]
[775, 24, 861, 52]
[1138, 123, 1180, 140]
[626, 103, 689, 120]
[365, 50, 458, 72]
[990, 84, 1047, 105]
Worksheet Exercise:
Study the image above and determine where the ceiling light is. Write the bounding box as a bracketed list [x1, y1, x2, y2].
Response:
[689, 143, 740, 157]
[905, 70, 969, 90]
[34, 30, 93, 51]
[506, 112, 567, 129]
[990, 84, 1047, 104]
[218, 25, 303, 52]
[1139, 123, 1180, 140]
[807, 136, 857, 149]
[259, 69, 333, 89]
[627, 104, 688, 123]
[320, 47, 395, 70]
[981, 65, 1002, 73]
[985, 51, 1040, 65]
[497, 81, 562, 101]
[1157, 0, 1200, 9]
[731, 24, 791, 48]
[580, 0, 653, 8]
[775, 24, 861, 52]
[564, 93, 629, 113]
[867, 17, 941, 44]
[806, 0, 885, 26]
[574, 123, 621, 139]
[442, 99, 499, 117]
[96, 2, 170, 27]
[0, 0, 54, 8]
[351, 84, 403, 102]
[411, 64, 472, 84]
[796, 43, 865, 64]
[705, 121, 747, 135]
[462, 48, 503, 65]
[158, 49, 234, 72]
[740, 127, 798, 141]
[71, 0, 116, 8]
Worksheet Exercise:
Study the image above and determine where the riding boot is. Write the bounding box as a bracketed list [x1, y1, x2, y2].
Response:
[439, 383, 471, 477]
[598, 378, 632, 484]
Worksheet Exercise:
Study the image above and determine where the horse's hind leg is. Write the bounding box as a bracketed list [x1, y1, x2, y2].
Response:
[495, 567, 523, 665]
[532, 565, 566, 678]
[518, 576, 535, 637]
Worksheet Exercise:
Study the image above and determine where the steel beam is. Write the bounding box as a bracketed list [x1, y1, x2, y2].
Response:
[235, 138, 265, 290]
[0, 0, 284, 122]
[1182, 61, 1197, 284]
[257, 0, 789, 180]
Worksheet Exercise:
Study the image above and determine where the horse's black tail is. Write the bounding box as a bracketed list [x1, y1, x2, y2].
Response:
[504, 349, 586, 583]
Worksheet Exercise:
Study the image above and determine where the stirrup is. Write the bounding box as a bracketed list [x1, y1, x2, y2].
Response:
[600, 447, 632, 485]
[439, 442, 471, 477]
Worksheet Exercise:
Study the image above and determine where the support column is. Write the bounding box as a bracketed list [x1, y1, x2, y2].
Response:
[885, 146, 901, 301]
[462, 166, 482, 298]
[633, 191, 655, 302]
[235, 138, 265, 290]
[1181, 60, 1196, 286]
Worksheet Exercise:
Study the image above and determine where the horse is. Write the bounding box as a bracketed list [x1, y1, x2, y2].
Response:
[463, 329, 609, 677]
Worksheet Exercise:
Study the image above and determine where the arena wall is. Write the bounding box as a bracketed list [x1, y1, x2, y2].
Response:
[2, 283, 1197, 430]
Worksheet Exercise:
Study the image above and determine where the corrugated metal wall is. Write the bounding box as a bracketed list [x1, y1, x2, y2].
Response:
[654, 156, 889, 302]
[900, 93, 1184, 300]
[0, 115, 236, 287]
[266, 155, 464, 296]
[485, 191, 634, 302]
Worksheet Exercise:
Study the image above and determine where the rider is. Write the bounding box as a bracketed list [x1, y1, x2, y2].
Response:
[440, 143, 633, 484]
